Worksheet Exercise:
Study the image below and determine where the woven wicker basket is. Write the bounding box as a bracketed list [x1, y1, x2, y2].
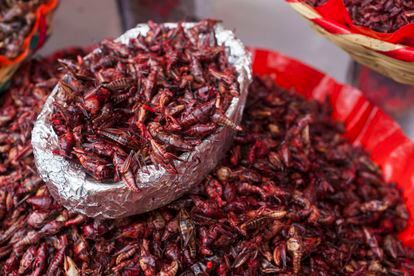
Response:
[0, 0, 58, 91]
[287, 0, 414, 85]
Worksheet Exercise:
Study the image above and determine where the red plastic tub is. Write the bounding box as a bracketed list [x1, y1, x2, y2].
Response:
[250, 47, 414, 247]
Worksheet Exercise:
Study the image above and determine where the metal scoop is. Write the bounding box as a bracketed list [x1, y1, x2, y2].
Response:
[32, 23, 252, 219]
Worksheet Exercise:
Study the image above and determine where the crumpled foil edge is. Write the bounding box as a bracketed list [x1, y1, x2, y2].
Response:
[32, 23, 252, 219]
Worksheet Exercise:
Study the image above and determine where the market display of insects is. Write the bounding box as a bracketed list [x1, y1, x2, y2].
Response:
[48, 20, 241, 192]
[0, 45, 412, 274]
[306, 0, 414, 33]
[343, 0, 414, 33]
[0, 0, 47, 59]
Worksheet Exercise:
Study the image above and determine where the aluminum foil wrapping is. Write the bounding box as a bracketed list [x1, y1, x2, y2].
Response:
[32, 23, 252, 219]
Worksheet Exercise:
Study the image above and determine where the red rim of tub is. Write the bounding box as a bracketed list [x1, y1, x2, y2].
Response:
[250, 47, 414, 247]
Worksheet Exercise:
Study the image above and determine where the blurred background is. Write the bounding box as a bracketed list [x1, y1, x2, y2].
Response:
[39, 0, 414, 138]
[40, 0, 350, 81]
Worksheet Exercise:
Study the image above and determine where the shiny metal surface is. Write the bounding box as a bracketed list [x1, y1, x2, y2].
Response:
[32, 23, 252, 219]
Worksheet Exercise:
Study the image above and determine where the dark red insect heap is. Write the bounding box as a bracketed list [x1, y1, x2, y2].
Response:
[307, 0, 414, 33]
[49, 20, 240, 191]
[344, 0, 414, 33]
[0, 48, 413, 274]
[0, 0, 47, 58]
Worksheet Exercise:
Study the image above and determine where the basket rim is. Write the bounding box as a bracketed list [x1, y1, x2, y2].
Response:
[286, 0, 414, 62]
[0, 0, 58, 66]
